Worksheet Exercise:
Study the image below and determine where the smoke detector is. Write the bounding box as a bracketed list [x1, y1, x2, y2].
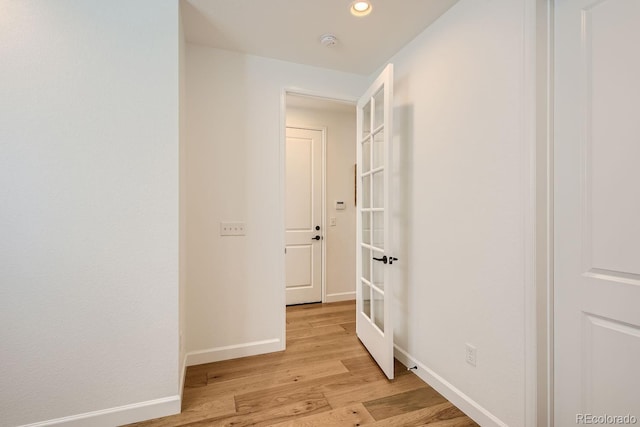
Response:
[320, 34, 338, 47]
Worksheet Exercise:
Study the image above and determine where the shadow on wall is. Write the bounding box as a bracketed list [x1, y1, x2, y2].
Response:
[392, 100, 414, 351]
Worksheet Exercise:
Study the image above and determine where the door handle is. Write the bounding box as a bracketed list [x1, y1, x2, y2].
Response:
[372, 255, 399, 265]
[312, 235, 321, 241]
[372, 255, 388, 264]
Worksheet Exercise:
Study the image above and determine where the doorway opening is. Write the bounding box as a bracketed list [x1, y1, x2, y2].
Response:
[284, 93, 357, 306]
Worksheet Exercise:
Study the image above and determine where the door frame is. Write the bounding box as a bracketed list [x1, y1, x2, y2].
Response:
[278, 88, 359, 345]
[285, 124, 327, 305]
[525, 1, 554, 426]
[536, 1, 553, 426]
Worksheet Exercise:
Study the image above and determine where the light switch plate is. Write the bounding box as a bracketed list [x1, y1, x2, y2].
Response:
[220, 222, 246, 236]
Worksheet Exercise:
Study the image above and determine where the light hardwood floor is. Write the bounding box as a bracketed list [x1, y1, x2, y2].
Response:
[125, 301, 478, 426]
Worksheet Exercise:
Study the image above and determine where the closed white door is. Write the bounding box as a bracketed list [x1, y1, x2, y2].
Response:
[356, 64, 396, 379]
[555, 1, 640, 424]
[285, 127, 323, 305]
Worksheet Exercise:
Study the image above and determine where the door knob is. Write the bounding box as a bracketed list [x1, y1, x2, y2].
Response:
[372, 255, 388, 264]
[389, 257, 398, 265]
[312, 235, 321, 241]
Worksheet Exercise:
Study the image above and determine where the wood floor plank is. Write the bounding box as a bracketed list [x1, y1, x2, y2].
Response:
[363, 386, 449, 421]
[200, 346, 366, 385]
[308, 312, 356, 328]
[341, 355, 411, 377]
[188, 340, 360, 385]
[286, 323, 346, 340]
[340, 321, 356, 334]
[233, 358, 392, 415]
[287, 306, 355, 323]
[233, 372, 351, 414]
[340, 354, 379, 373]
[324, 372, 427, 409]
[183, 359, 348, 405]
[367, 401, 474, 426]
[316, 362, 399, 397]
[269, 403, 375, 427]
[285, 320, 313, 331]
[285, 332, 355, 351]
[421, 416, 481, 427]
[125, 396, 236, 427]
[286, 303, 356, 319]
[183, 370, 207, 389]
[286, 325, 351, 343]
[178, 397, 330, 427]
[318, 369, 389, 396]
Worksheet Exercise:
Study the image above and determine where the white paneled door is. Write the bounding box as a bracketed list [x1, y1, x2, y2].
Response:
[285, 127, 323, 305]
[555, 1, 640, 424]
[356, 64, 396, 379]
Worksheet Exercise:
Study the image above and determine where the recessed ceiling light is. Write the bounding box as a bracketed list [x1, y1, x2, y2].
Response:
[350, 1, 372, 17]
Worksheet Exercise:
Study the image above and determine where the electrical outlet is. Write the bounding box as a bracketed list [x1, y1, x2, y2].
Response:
[330, 217, 337, 226]
[465, 343, 477, 367]
[220, 222, 246, 236]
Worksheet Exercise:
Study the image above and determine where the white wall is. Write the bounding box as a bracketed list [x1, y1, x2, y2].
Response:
[185, 45, 367, 364]
[387, 1, 532, 426]
[286, 104, 357, 303]
[0, 1, 181, 426]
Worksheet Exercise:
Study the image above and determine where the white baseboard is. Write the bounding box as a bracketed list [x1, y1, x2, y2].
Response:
[18, 396, 180, 427]
[325, 291, 355, 303]
[185, 338, 283, 367]
[394, 345, 507, 427]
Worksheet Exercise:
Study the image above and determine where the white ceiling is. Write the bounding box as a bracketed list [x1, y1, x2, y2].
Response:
[182, 0, 459, 75]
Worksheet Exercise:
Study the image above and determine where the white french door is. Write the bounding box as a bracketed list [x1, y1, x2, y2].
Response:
[554, 1, 640, 424]
[356, 64, 396, 379]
